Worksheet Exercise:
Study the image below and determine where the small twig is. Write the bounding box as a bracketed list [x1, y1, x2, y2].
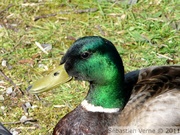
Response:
[0, 69, 24, 94]
[59, 8, 98, 14]
[34, 13, 57, 21]
[95, 25, 106, 36]
[13, 126, 38, 130]
[34, 8, 98, 21]
[3, 121, 21, 125]
[141, 34, 153, 45]
[3, 118, 37, 125]
[21, 3, 40, 7]
[146, 18, 164, 22]
[74, 8, 98, 14]
[0, 4, 14, 15]
[0, 69, 15, 86]
[35, 42, 48, 54]
[34, 94, 41, 100]
[156, 53, 173, 60]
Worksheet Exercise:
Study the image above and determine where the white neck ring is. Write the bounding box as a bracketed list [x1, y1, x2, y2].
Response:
[81, 100, 120, 113]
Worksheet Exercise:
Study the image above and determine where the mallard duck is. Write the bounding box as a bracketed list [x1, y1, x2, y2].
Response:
[28, 36, 180, 135]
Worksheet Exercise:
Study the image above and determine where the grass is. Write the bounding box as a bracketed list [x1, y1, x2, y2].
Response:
[0, 0, 179, 134]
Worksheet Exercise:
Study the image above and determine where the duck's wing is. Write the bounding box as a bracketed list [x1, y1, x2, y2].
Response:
[120, 66, 180, 128]
[124, 69, 140, 103]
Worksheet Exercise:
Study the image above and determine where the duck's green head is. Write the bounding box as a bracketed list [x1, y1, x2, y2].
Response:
[60, 36, 124, 84]
[28, 36, 126, 112]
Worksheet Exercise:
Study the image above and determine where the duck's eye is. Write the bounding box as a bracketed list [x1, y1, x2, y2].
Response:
[81, 51, 91, 59]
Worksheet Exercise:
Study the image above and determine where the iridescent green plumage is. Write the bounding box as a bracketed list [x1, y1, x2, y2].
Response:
[60, 36, 126, 109]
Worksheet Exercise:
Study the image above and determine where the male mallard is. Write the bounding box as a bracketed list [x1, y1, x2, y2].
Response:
[28, 36, 180, 135]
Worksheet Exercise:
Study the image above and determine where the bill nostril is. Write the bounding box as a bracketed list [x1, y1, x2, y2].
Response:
[54, 72, 59, 76]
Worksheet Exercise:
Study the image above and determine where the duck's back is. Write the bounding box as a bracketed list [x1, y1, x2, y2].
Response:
[119, 66, 180, 131]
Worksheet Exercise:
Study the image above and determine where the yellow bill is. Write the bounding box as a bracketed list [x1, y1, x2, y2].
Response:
[28, 64, 72, 94]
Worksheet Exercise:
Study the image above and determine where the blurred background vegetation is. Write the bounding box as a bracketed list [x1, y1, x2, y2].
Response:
[0, 0, 179, 134]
